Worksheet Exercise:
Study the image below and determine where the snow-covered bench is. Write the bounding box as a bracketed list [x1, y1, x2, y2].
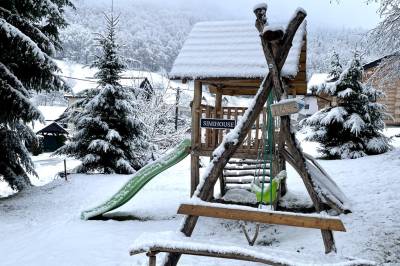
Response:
[178, 200, 346, 232]
[130, 237, 375, 266]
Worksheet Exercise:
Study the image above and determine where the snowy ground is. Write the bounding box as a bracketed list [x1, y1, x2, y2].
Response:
[1, 128, 400, 265]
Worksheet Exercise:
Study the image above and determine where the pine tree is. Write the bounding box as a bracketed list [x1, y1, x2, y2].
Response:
[301, 52, 391, 159]
[328, 51, 342, 80]
[0, 1, 72, 190]
[56, 14, 149, 174]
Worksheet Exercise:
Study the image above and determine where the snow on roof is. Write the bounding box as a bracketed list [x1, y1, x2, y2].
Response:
[307, 73, 329, 94]
[37, 105, 67, 121]
[56, 60, 182, 95]
[169, 20, 306, 80]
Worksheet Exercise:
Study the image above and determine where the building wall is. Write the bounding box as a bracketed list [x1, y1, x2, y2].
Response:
[310, 72, 400, 126]
[364, 70, 400, 126]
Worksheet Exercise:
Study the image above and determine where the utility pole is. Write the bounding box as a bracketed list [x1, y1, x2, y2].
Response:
[175, 88, 180, 131]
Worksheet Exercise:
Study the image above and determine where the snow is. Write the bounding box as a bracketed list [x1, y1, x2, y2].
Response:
[253, 3, 268, 11]
[0, 18, 46, 63]
[169, 19, 306, 79]
[307, 73, 330, 94]
[36, 105, 67, 121]
[320, 107, 348, 125]
[131, 232, 374, 266]
[1, 128, 400, 265]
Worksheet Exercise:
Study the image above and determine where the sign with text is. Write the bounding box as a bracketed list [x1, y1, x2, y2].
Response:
[270, 99, 304, 117]
[200, 118, 236, 129]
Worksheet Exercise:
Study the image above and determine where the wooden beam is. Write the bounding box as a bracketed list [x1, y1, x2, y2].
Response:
[191, 80, 202, 196]
[178, 204, 346, 232]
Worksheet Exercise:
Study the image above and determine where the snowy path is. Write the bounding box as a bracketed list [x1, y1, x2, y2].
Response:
[1, 129, 400, 265]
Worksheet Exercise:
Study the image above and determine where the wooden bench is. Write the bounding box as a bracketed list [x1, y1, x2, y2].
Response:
[130, 239, 374, 266]
[178, 202, 346, 232]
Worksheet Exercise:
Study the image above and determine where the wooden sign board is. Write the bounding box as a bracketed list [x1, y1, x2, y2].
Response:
[270, 99, 304, 117]
[201, 118, 236, 129]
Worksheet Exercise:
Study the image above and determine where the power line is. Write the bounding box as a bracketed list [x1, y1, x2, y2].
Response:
[57, 74, 195, 92]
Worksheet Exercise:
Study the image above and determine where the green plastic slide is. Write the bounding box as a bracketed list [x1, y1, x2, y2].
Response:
[81, 139, 191, 220]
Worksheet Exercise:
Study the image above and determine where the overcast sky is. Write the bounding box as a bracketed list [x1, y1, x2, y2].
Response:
[95, 0, 381, 29]
[220, 0, 380, 29]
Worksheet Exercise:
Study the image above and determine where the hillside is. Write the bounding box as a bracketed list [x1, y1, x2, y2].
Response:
[58, 1, 381, 75]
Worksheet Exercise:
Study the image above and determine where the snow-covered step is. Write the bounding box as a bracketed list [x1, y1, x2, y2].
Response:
[225, 176, 270, 184]
[228, 159, 268, 165]
[224, 164, 269, 171]
[224, 170, 270, 177]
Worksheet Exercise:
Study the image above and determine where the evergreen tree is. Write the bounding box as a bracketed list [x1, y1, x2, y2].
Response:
[0, 0, 72, 190]
[301, 52, 391, 159]
[56, 14, 149, 174]
[328, 51, 343, 80]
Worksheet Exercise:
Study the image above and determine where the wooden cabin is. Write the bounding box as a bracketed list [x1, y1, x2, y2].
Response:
[308, 55, 400, 126]
[363, 54, 400, 125]
[36, 122, 68, 152]
[170, 20, 307, 195]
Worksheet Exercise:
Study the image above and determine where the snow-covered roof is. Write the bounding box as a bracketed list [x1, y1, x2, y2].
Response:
[307, 73, 329, 94]
[37, 106, 67, 121]
[169, 20, 306, 80]
[56, 60, 182, 95]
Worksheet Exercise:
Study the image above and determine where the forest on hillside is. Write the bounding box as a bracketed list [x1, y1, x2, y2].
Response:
[58, 0, 382, 76]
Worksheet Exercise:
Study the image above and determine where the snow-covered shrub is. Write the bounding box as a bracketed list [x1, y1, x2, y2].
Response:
[0, 0, 72, 190]
[301, 52, 391, 159]
[135, 87, 190, 154]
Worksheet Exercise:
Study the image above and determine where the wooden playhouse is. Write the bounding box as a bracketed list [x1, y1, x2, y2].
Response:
[170, 19, 307, 195]
[130, 6, 359, 265]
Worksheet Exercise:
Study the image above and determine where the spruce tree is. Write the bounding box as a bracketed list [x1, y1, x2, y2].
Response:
[56, 14, 149, 174]
[301, 52, 391, 159]
[0, 1, 72, 190]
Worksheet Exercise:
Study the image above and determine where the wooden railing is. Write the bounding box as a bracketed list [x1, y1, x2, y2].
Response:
[194, 105, 268, 159]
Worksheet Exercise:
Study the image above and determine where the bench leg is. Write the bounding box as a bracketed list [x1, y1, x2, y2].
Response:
[147, 252, 156, 266]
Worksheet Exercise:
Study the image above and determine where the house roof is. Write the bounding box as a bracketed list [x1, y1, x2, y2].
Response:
[169, 20, 306, 80]
[37, 106, 67, 121]
[36, 122, 68, 135]
[307, 73, 329, 94]
[363, 51, 399, 70]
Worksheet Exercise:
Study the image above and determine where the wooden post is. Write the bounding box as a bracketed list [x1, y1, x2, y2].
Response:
[146, 252, 157, 266]
[175, 88, 180, 131]
[191, 80, 202, 196]
[214, 88, 225, 196]
[259, 17, 337, 253]
[64, 159, 67, 181]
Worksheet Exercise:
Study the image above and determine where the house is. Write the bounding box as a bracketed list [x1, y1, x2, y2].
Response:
[31, 106, 69, 153]
[307, 54, 400, 126]
[363, 53, 400, 125]
[35, 122, 68, 152]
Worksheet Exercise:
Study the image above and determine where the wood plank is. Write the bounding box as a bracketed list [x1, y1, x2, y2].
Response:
[224, 165, 269, 171]
[178, 204, 346, 232]
[224, 170, 269, 177]
[225, 176, 269, 184]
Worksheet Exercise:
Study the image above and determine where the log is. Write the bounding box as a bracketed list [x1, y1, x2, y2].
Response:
[163, 9, 307, 266]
